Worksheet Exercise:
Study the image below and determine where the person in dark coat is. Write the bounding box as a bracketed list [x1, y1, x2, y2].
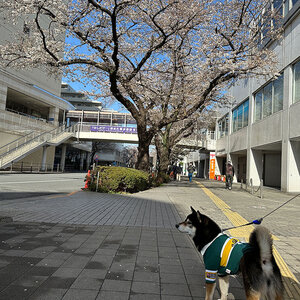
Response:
[225, 160, 234, 190]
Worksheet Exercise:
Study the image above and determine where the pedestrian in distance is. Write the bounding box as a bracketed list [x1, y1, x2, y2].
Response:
[225, 160, 234, 190]
[172, 165, 178, 181]
[187, 163, 195, 183]
[176, 165, 182, 181]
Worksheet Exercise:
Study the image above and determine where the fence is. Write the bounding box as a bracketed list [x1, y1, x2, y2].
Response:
[5, 161, 61, 173]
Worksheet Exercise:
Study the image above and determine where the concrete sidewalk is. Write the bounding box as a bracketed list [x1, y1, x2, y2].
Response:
[0, 178, 299, 299]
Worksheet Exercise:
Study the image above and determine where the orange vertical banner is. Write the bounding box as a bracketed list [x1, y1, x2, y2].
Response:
[209, 152, 216, 179]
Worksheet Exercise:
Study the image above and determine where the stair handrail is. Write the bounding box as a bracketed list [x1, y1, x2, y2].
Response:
[0, 123, 78, 161]
[0, 130, 36, 156]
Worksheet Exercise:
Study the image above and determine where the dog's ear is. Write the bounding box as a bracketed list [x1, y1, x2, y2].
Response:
[190, 206, 196, 213]
[197, 210, 202, 222]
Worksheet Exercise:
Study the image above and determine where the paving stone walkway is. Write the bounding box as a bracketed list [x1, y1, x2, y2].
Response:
[0, 189, 181, 228]
[0, 177, 299, 299]
[0, 222, 223, 300]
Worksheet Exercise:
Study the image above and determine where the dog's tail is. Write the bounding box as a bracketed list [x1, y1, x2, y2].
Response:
[247, 226, 284, 299]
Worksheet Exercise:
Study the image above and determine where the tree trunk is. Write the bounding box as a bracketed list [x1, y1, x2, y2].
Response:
[135, 125, 153, 172]
[136, 143, 151, 172]
[156, 140, 171, 174]
[155, 132, 172, 184]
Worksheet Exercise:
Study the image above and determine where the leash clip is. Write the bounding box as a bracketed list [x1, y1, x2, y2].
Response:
[252, 218, 263, 225]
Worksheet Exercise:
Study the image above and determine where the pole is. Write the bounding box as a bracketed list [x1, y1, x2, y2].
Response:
[96, 171, 100, 192]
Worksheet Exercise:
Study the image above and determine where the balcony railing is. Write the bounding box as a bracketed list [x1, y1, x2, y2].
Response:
[0, 108, 55, 133]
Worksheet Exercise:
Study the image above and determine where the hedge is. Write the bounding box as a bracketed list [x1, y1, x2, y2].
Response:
[89, 166, 151, 193]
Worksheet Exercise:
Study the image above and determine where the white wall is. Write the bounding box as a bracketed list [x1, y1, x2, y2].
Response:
[289, 101, 300, 139]
[229, 127, 248, 153]
[251, 112, 283, 147]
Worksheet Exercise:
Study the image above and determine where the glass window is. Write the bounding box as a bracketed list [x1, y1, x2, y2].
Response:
[273, 74, 283, 112]
[232, 99, 249, 132]
[243, 100, 249, 127]
[237, 105, 243, 130]
[284, 0, 289, 16]
[294, 61, 300, 103]
[218, 121, 223, 138]
[263, 83, 272, 118]
[273, 0, 283, 18]
[225, 115, 229, 133]
[233, 109, 237, 132]
[273, 0, 282, 10]
[255, 91, 263, 121]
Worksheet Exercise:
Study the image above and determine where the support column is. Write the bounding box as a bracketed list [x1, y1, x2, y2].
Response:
[62, 110, 65, 125]
[86, 152, 92, 170]
[49, 107, 59, 126]
[203, 158, 207, 179]
[80, 151, 85, 171]
[247, 148, 263, 187]
[281, 65, 298, 192]
[282, 140, 300, 192]
[41, 145, 49, 171]
[60, 144, 67, 172]
[0, 85, 7, 110]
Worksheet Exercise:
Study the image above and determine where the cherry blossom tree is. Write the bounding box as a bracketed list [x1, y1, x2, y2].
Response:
[0, 0, 281, 171]
[154, 108, 217, 177]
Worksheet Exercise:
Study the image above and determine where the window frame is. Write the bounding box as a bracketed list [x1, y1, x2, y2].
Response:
[254, 73, 284, 122]
[293, 60, 300, 104]
[232, 98, 249, 133]
[217, 114, 229, 139]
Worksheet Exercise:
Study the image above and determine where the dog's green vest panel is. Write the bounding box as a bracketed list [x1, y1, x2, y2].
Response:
[203, 234, 250, 283]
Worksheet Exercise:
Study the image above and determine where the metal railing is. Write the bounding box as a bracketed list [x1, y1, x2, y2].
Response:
[0, 108, 55, 133]
[0, 123, 77, 168]
[6, 108, 49, 123]
[0, 130, 42, 158]
[7, 161, 61, 173]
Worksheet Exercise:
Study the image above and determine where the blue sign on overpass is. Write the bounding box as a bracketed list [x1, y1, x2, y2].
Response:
[90, 125, 137, 134]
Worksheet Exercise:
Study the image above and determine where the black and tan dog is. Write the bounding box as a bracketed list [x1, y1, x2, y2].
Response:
[176, 207, 283, 300]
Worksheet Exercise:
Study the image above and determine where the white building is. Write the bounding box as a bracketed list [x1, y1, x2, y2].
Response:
[61, 83, 102, 111]
[215, 0, 300, 192]
[0, 17, 75, 171]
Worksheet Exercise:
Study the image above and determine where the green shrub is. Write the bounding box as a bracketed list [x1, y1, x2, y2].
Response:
[89, 166, 150, 193]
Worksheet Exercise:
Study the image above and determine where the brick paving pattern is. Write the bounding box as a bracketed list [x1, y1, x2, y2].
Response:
[0, 177, 299, 299]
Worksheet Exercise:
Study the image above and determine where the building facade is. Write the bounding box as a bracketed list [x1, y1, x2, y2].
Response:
[0, 15, 75, 171]
[215, 0, 300, 192]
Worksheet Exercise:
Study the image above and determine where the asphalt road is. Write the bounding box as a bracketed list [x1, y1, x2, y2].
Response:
[0, 172, 85, 200]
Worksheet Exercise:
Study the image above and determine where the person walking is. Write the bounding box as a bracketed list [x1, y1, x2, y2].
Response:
[225, 160, 234, 190]
[187, 163, 195, 183]
[176, 165, 182, 181]
[172, 165, 178, 181]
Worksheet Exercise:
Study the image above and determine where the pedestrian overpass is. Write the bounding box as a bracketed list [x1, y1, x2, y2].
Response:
[71, 110, 215, 148]
[76, 122, 216, 150]
[0, 109, 215, 170]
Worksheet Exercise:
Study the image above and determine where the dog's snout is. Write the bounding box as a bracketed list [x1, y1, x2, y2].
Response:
[175, 224, 179, 228]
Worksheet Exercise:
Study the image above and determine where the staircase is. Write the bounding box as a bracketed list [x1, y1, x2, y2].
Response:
[0, 124, 78, 170]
